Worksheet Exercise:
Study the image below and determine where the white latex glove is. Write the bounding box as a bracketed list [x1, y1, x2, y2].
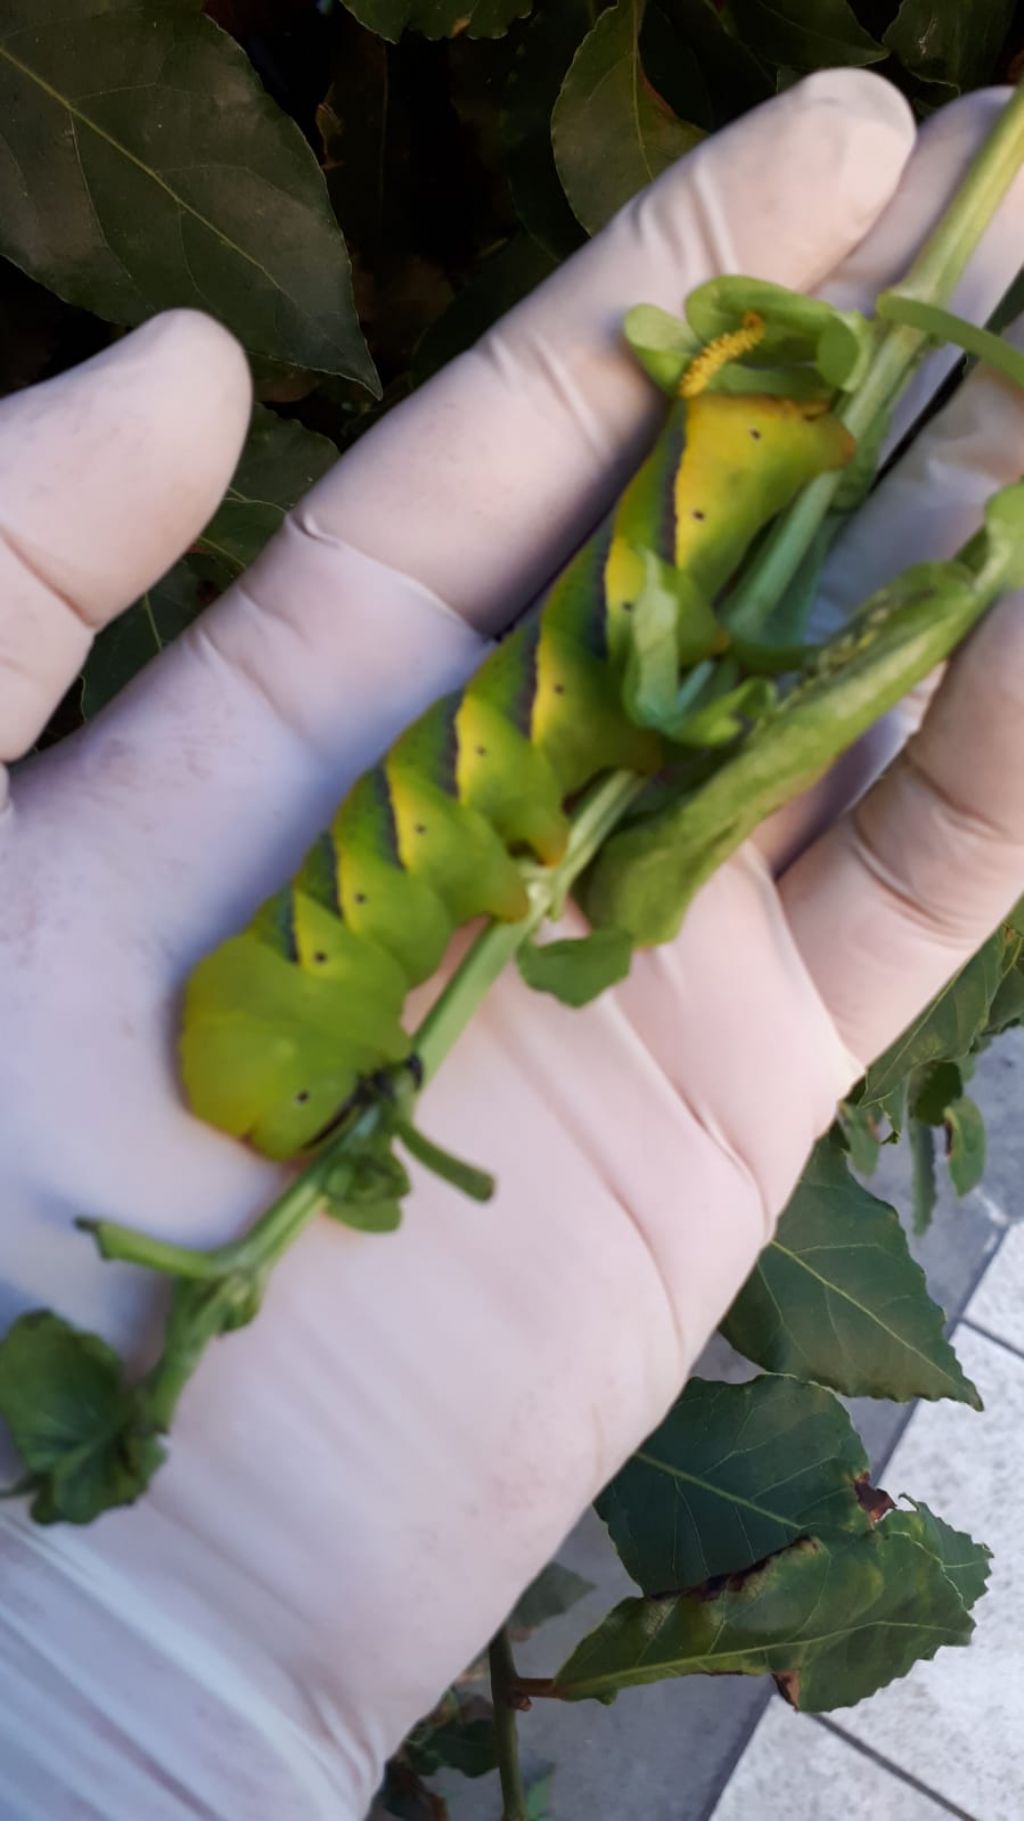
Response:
[3, 70, 1024, 1821]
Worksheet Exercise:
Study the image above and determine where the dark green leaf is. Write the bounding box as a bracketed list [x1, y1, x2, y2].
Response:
[403, 1691, 496, 1780]
[639, 1, 715, 133]
[379, 1762, 449, 1819]
[511, 1561, 594, 1634]
[597, 1375, 871, 1593]
[945, 1095, 986, 1197]
[909, 1116, 938, 1235]
[81, 562, 207, 719]
[342, 0, 532, 41]
[722, 0, 884, 69]
[889, 1501, 991, 1612]
[196, 404, 339, 586]
[501, 0, 591, 259]
[517, 928, 633, 1007]
[657, 0, 773, 122]
[885, 0, 1014, 96]
[986, 953, 1024, 1034]
[0, 1311, 162, 1524]
[0, 0, 376, 383]
[556, 1517, 974, 1710]
[860, 932, 1005, 1113]
[839, 1101, 882, 1177]
[910, 1059, 964, 1125]
[552, 0, 703, 236]
[330, 1197, 404, 1233]
[722, 1141, 981, 1408]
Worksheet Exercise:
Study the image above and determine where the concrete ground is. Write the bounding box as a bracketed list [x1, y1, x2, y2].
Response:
[430, 1029, 1024, 1821]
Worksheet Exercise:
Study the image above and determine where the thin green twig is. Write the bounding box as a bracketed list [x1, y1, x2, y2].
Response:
[489, 1628, 529, 1821]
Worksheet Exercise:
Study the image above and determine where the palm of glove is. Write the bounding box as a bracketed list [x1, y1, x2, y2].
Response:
[2, 70, 1024, 1820]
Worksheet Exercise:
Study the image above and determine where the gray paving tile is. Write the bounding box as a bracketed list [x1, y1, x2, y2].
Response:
[709, 1704, 953, 1821]
[835, 1325, 1024, 1821]
[967, 1219, 1024, 1355]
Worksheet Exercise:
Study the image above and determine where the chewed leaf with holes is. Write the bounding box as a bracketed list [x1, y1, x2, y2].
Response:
[0, 0, 375, 382]
[597, 1375, 872, 1593]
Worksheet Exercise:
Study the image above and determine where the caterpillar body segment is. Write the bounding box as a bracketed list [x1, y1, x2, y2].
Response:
[181, 390, 855, 1160]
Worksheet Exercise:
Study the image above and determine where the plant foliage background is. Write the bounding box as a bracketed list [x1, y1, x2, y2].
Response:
[3, 2, 1024, 1815]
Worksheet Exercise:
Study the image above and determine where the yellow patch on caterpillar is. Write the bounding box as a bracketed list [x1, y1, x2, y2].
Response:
[680, 312, 765, 399]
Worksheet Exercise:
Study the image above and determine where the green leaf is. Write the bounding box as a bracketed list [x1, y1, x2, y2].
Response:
[657, 0, 773, 122]
[501, 0, 591, 259]
[945, 1094, 986, 1197]
[556, 1518, 974, 1711]
[597, 1375, 872, 1593]
[622, 302, 700, 393]
[722, 1141, 981, 1408]
[839, 1101, 882, 1177]
[0, 1311, 163, 1524]
[885, 0, 1014, 96]
[342, 0, 533, 42]
[195, 404, 339, 586]
[552, 0, 704, 237]
[889, 1502, 991, 1612]
[986, 952, 1024, 1033]
[909, 1116, 938, 1235]
[81, 561, 207, 719]
[860, 931, 1005, 1117]
[525, 1767, 557, 1819]
[721, 0, 884, 69]
[329, 1197, 404, 1233]
[910, 1059, 964, 1125]
[511, 1561, 594, 1634]
[517, 928, 633, 1007]
[0, 0, 376, 384]
[403, 1691, 497, 1780]
[379, 1762, 449, 1819]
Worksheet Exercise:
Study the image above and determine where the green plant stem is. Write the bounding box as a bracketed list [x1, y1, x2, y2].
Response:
[724, 81, 1024, 639]
[489, 1628, 529, 1821]
[414, 770, 644, 1081]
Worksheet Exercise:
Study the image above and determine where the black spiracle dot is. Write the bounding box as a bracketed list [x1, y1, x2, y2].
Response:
[414, 823, 427, 835]
[354, 892, 368, 904]
[313, 950, 328, 965]
[553, 682, 566, 695]
[750, 427, 762, 440]
[294, 1090, 310, 1104]
[691, 508, 706, 522]
[476, 745, 487, 757]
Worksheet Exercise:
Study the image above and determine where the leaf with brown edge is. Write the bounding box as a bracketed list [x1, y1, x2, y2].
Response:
[556, 1515, 978, 1713]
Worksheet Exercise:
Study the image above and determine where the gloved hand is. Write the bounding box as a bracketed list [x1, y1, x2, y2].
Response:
[3, 68, 1024, 1821]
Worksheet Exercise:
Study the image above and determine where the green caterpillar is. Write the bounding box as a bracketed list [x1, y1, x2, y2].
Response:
[181, 336, 854, 1160]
